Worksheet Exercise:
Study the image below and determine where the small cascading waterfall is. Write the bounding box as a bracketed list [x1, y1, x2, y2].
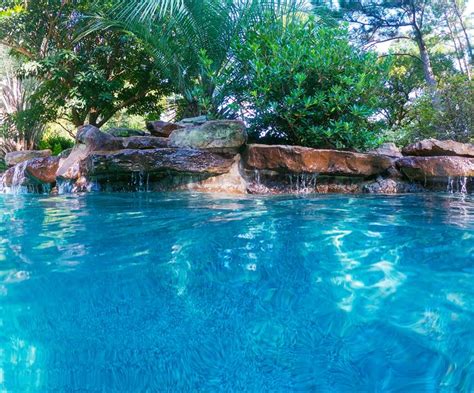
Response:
[447, 176, 469, 194]
[0, 161, 29, 194]
[0, 161, 54, 195]
[289, 173, 319, 194]
[57, 179, 74, 194]
[0, 172, 7, 193]
[130, 171, 150, 192]
[251, 169, 269, 193]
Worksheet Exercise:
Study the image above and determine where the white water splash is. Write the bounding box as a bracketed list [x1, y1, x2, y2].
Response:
[289, 173, 318, 194]
[130, 171, 150, 192]
[0, 162, 29, 194]
[447, 176, 469, 194]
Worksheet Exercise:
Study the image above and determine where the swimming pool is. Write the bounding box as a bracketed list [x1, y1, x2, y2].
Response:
[1, 193, 473, 391]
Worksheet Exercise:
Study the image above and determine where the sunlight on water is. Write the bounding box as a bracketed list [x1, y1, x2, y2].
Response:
[1, 192, 474, 391]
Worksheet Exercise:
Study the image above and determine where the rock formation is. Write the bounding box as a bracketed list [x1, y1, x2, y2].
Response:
[1, 124, 473, 195]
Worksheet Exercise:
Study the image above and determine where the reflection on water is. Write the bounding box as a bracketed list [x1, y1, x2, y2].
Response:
[1, 193, 474, 391]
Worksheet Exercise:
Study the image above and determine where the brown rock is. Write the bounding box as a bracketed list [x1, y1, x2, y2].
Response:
[84, 148, 235, 177]
[182, 156, 247, 194]
[5, 150, 51, 167]
[244, 144, 393, 177]
[368, 143, 402, 158]
[25, 156, 60, 184]
[397, 156, 474, 180]
[402, 139, 474, 157]
[146, 121, 183, 137]
[76, 125, 116, 151]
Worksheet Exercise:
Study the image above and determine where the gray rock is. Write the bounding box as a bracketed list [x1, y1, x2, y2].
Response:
[84, 148, 235, 177]
[169, 120, 247, 153]
[176, 115, 208, 127]
[363, 177, 424, 194]
[106, 128, 149, 137]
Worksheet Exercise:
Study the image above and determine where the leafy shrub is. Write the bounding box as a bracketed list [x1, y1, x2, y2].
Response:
[219, 16, 387, 150]
[398, 76, 474, 143]
[38, 133, 74, 156]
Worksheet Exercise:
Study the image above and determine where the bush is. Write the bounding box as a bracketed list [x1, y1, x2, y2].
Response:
[219, 16, 387, 150]
[398, 76, 474, 143]
[38, 133, 74, 156]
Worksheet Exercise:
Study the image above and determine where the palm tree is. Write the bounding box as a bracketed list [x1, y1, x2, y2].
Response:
[0, 75, 44, 153]
[85, 0, 306, 118]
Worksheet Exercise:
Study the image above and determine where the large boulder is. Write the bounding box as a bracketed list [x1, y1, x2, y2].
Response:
[56, 144, 89, 181]
[76, 125, 117, 151]
[368, 143, 402, 158]
[146, 121, 183, 138]
[25, 156, 60, 184]
[5, 150, 51, 167]
[58, 126, 169, 181]
[1, 156, 60, 187]
[402, 139, 474, 157]
[84, 148, 235, 177]
[244, 144, 393, 177]
[397, 156, 474, 180]
[169, 120, 247, 153]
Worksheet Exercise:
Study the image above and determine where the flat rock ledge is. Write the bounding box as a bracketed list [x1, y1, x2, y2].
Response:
[402, 139, 474, 158]
[397, 156, 474, 180]
[85, 148, 235, 177]
[244, 144, 394, 177]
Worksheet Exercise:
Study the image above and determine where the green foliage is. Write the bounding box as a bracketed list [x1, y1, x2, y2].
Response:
[38, 132, 75, 156]
[220, 17, 387, 150]
[90, 0, 306, 119]
[397, 76, 474, 144]
[0, 0, 172, 128]
[380, 49, 456, 130]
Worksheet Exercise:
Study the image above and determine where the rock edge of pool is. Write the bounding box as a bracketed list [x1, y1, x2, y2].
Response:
[2, 120, 474, 196]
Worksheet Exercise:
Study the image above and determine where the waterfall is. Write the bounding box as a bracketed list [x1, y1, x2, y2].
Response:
[57, 179, 74, 194]
[130, 171, 150, 192]
[447, 176, 469, 194]
[0, 161, 29, 194]
[289, 173, 318, 194]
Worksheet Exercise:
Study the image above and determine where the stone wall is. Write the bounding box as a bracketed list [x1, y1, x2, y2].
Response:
[1, 121, 473, 195]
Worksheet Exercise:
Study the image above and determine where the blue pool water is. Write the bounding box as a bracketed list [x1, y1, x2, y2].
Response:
[1, 193, 474, 392]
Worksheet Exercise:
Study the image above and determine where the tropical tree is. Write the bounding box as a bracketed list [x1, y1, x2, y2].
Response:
[86, 0, 307, 118]
[0, 75, 45, 154]
[0, 0, 171, 130]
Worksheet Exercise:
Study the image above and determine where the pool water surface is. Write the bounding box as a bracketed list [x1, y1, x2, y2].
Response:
[0, 193, 473, 391]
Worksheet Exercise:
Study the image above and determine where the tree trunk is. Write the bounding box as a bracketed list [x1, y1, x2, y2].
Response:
[413, 29, 437, 89]
[444, 13, 463, 70]
[451, 0, 473, 64]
